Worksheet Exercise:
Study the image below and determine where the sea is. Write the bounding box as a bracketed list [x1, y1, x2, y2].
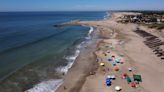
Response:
[0, 11, 108, 92]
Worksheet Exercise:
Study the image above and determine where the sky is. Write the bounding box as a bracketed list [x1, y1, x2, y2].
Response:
[0, 0, 164, 11]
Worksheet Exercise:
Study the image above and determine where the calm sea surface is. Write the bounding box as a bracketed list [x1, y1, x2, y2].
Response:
[0, 11, 106, 92]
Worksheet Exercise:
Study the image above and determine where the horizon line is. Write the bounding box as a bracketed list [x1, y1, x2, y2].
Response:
[0, 9, 164, 12]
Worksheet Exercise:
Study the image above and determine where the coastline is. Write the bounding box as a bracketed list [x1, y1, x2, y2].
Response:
[55, 13, 114, 92]
[24, 26, 96, 92]
[55, 12, 164, 92]
[55, 26, 100, 92]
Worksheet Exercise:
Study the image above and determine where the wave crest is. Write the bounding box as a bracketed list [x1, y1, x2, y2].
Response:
[25, 79, 62, 92]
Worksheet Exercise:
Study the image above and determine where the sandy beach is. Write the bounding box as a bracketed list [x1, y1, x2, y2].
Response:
[55, 12, 164, 92]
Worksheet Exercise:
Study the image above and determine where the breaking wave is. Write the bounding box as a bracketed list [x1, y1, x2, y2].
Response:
[85, 26, 94, 40]
[25, 79, 63, 92]
[56, 26, 93, 74]
[25, 26, 94, 92]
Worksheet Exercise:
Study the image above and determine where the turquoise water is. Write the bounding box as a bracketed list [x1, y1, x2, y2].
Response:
[0, 11, 106, 92]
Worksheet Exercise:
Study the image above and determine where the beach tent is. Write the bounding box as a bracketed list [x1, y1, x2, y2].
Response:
[133, 74, 142, 82]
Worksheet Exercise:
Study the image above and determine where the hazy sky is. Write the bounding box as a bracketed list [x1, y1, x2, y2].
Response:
[0, 0, 164, 11]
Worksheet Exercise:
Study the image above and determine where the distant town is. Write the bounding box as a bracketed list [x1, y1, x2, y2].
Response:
[118, 11, 164, 30]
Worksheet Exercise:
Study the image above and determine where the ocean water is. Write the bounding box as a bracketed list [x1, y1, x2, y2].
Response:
[0, 11, 106, 92]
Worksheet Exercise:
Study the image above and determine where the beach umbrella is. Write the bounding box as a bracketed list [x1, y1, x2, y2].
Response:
[111, 75, 116, 79]
[106, 78, 111, 86]
[121, 73, 128, 79]
[108, 58, 113, 61]
[107, 75, 116, 79]
[130, 82, 136, 87]
[112, 62, 117, 66]
[125, 76, 132, 83]
[115, 86, 122, 91]
[112, 55, 115, 58]
[100, 62, 105, 66]
[120, 59, 124, 64]
[123, 73, 128, 76]
[113, 66, 119, 71]
[115, 58, 121, 63]
[107, 51, 110, 53]
[107, 75, 111, 79]
[118, 53, 124, 57]
[128, 68, 132, 72]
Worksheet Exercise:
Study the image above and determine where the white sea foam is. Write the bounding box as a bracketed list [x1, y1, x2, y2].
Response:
[24, 49, 80, 92]
[104, 11, 111, 20]
[25, 79, 62, 92]
[25, 26, 93, 92]
[56, 26, 93, 74]
[88, 26, 94, 35]
[56, 49, 80, 74]
[86, 26, 94, 40]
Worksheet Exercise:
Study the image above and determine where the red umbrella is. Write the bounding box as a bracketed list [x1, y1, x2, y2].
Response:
[121, 73, 128, 78]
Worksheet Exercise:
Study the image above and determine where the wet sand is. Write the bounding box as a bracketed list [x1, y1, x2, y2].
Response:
[55, 12, 164, 92]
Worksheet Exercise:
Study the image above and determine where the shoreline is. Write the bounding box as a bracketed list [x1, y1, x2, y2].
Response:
[55, 13, 114, 92]
[24, 25, 96, 92]
[55, 12, 164, 92]
[55, 26, 100, 92]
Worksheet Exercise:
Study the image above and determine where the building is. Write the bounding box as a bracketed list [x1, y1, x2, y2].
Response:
[161, 15, 164, 22]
